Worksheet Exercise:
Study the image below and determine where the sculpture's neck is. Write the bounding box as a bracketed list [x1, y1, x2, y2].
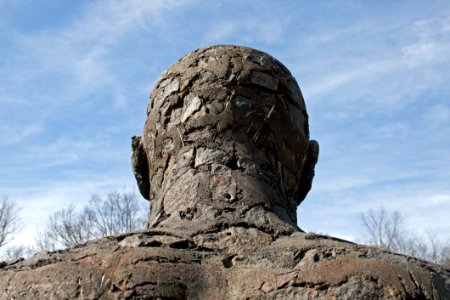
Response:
[148, 154, 300, 236]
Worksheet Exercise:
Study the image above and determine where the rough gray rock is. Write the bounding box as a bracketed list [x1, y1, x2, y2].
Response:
[1, 45, 449, 299]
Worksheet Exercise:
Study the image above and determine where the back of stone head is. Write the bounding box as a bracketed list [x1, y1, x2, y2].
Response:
[132, 45, 319, 233]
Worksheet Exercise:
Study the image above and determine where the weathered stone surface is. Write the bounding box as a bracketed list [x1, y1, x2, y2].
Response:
[1, 45, 449, 299]
[0, 229, 449, 299]
[135, 45, 317, 234]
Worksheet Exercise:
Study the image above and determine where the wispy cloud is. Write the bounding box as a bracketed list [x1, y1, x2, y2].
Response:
[0, 122, 45, 145]
[296, 13, 450, 244]
[205, 17, 287, 45]
[200, 1, 294, 46]
[423, 104, 450, 128]
[8, 1, 189, 90]
[0, 2, 167, 149]
[299, 14, 450, 116]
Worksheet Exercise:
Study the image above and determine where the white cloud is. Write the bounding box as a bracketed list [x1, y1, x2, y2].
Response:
[204, 15, 288, 45]
[206, 21, 237, 41]
[402, 40, 437, 63]
[426, 194, 450, 206]
[0, 0, 199, 147]
[300, 179, 450, 245]
[0, 122, 45, 145]
[314, 176, 374, 193]
[371, 122, 409, 140]
[17, 137, 94, 168]
[3, 0, 196, 104]
[424, 104, 450, 127]
[114, 91, 128, 109]
[301, 14, 450, 116]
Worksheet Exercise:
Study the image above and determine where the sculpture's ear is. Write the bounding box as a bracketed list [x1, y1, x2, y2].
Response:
[131, 136, 150, 200]
[297, 140, 319, 205]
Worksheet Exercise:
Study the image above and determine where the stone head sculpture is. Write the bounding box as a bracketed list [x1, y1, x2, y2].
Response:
[132, 45, 319, 235]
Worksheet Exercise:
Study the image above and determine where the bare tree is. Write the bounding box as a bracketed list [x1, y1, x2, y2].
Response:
[36, 191, 147, 251]
[0, 197, 20, 248]
[36, 205, 95, 250]
[361, 207, 450, 265]
[2, 245, 36, 261]
[84, 191, 146, 237]
[361, 207, 404, 252]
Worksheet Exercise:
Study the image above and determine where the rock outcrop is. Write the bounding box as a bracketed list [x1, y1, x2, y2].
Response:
[1, 45, 449, 299]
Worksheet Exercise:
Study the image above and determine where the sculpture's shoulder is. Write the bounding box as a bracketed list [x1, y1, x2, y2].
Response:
[0, 229, 209, 299]
[255, 232, 450, 299]
[1, 230, 449, 299]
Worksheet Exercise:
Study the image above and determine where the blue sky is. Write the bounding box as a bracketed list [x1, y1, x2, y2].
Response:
[1, 0, 449, 247]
